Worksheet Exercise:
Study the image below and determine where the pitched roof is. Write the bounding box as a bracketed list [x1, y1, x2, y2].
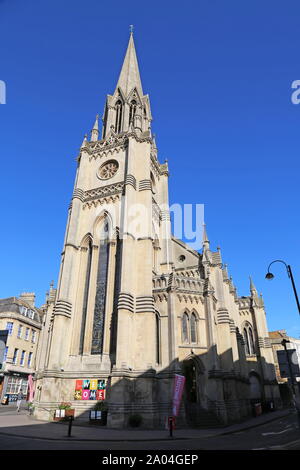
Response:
[269, 330, 287, 339]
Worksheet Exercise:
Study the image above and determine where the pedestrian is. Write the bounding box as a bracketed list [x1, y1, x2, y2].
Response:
[16, 390, 23, 412]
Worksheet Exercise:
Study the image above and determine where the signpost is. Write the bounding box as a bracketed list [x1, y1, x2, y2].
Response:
[277, 349, 300, 382]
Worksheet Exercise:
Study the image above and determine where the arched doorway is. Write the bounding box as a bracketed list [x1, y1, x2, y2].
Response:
[182, 357, 204, 426]
[249, 372, 262, 402]
[183, 359, 198, 404]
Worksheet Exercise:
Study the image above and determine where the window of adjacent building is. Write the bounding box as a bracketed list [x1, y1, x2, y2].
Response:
[3, 346, 8, 362]
[31, 330, 36, 343]
[28, 310, 34, 320]
[17, 324, 23, 338]
[6, 377, 28, 395]
[27, 352, 33, 368]
[6, 322, 13, 335]
[25, 328, 30, 341]
[20, 306, 27, 316]
[13, 348, 19, 364]
[20, 350, 26, 366]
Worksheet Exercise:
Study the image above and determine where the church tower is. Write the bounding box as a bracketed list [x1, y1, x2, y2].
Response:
[34, 33, 174, 427]
[34, 33, 280, 428]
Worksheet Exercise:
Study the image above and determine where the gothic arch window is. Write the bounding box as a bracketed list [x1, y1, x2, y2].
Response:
[129, 100, 137, 125]
[91, 220, 110, 355]
[190, 313, 197, 343]
[79, 238, 93, 355]
[155, 312, 161, 364]
[248, 327, 255, 355]
[115, 100, 123, 134]
[182, 312, 189, 343]
[243, 323, 255, 356]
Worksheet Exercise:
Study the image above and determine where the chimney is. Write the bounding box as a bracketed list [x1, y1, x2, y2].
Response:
[19, 292, 35, 308]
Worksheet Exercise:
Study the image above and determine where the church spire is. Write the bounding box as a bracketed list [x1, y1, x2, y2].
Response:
[115, 32, 143, 98]
[102, 33, 152, 139]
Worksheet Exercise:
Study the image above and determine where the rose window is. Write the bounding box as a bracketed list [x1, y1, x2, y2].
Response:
[98, 160, 119, 180]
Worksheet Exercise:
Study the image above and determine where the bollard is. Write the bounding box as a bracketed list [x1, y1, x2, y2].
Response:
[168, 416, 173, 438]
[68, 415, 74, 437]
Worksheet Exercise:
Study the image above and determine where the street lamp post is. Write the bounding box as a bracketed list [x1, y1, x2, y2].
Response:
[266, 259, 300, 427]
[265, 260, 300, 315]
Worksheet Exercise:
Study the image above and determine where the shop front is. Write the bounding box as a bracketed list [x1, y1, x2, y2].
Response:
[1, 372, 29, 403]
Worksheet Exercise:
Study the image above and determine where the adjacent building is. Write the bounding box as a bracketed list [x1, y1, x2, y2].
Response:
[0, 293, 43, 402]
[33, 33, 280, 427]
[269, 329, 300, 405]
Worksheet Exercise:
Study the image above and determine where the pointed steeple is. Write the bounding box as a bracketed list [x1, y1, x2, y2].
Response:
[91, 114, 99, 142]
[115, 32, 143, 98]
[102, 32, 151, 139]
[81, 133, 88, 149]
[202, 223, 210, 247]
[249, 276, 258, 297]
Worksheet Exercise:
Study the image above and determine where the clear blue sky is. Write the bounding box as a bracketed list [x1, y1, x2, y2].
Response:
[0, 0, 299, 337]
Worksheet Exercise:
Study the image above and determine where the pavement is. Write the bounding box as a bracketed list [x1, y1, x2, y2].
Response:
[0, 405, 294, 442]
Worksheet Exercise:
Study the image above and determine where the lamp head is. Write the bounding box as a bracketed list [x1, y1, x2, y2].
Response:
[265, 272, 274, 280]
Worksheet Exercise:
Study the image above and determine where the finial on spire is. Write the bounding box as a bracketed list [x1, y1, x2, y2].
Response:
[129, 24, 134, 34]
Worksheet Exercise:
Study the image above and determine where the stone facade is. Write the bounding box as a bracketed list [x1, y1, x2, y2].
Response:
[0, 294, 42, 402]
[33, 33, 280, 427]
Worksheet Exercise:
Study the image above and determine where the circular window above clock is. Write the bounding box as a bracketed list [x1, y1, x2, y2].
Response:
[98, 160, 119, 180]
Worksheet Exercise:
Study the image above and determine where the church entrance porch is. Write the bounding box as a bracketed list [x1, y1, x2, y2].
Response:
[181, 357, 221, 427]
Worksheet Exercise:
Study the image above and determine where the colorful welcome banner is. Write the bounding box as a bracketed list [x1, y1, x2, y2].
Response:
[74, 379, 106, 400]
[172, 374, 185, 416]
[28, 374, 35, 402]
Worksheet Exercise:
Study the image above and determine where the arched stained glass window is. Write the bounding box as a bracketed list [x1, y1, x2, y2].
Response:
[155, 313, 160, 364]
[190, 313, 197, 343]
[182, 313, 189, 343]
[243, 328, 250, 356]
[243, 324, 255, 356]
[91, 221, 110, 355]
[79, 239, 92, 355]
[248, 327, 255, 355]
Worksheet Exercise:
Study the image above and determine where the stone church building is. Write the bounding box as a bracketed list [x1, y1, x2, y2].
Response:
[34, 33, 280, 427]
